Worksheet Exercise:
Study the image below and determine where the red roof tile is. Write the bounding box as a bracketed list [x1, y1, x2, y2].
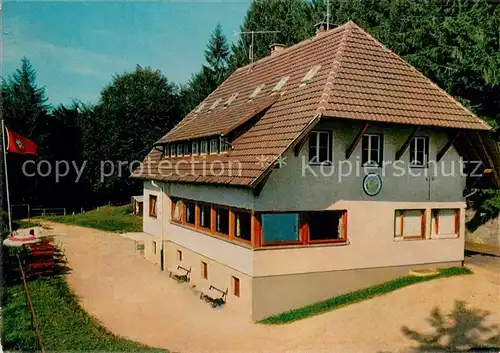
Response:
[133, 21, 492, 187]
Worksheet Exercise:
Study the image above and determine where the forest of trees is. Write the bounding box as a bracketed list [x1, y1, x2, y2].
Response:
[1, 0, 499, 220]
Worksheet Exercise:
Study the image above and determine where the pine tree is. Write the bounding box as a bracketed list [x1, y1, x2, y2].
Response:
[204, 24, 230, 87]
[1, 57, 49, 137]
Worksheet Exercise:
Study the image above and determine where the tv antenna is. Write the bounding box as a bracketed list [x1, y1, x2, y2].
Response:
[326, 0, 330, 30]
[235, 30, 280, 64]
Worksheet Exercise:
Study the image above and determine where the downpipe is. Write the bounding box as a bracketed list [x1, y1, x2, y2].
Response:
[151, 180, 165, 271]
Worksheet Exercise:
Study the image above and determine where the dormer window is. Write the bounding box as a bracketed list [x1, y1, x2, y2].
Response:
[272, 76, 289, 93]
[249, 84, 265, 99]
[209, 139, 219, 154]
[225, 93, 238, 107]
[200, 140, 208, 154]
[209, 98, 222, 111]
[194, 103, 205, 114]
[300, 65, 321, 87]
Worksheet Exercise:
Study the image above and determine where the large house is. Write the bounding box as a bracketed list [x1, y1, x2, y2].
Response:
[133, 21, 500, 321]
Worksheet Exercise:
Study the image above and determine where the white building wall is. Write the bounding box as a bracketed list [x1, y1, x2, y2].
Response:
[253, 200, 465, 277]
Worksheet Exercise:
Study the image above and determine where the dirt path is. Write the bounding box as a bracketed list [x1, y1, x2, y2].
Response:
[46, 221, 500, 353]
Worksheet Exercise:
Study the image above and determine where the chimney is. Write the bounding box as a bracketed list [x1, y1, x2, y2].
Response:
[269, 43, 285, 56]
[315, 22, 337, 35]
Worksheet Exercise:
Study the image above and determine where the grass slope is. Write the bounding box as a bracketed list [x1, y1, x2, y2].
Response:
[39, 205, 142, 233]
[3, 277, 165, 352]
[259, 267, 472, 325]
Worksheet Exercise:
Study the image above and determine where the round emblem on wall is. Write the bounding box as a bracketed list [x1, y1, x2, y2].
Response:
[363, 173, 382, 196]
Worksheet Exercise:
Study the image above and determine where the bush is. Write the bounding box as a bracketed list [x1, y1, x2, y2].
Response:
[468, 189, 500, 220]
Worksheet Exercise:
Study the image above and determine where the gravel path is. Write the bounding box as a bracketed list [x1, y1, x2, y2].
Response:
[46, 221, 500, 353]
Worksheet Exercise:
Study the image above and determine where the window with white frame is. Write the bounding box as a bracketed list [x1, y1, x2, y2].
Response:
[362, 134, 383, 166]
[183, 142, 191, 156]
[209, 139, 219, 154]
[410, 136, 429, 167]
[192, 141, 199, 155]
[394, 209, 425, 239]
[308, 130, 332, 164]
[220, 137, 229, 153]
[432, 209, 459, 236]
[200, 140, 208, 154]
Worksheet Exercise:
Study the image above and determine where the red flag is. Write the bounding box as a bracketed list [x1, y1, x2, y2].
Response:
[6, 128, 38, 156]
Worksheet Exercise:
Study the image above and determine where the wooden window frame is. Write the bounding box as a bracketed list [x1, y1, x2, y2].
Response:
[214, 205, 231, 237]
[170, 198, 183, 224]
[183, 200, 196, 227]
[308, 130, 333, 165]
[232, 276, 240, 297]
[232, 208, 252, 245]
[395, 209, 426, 240]
[362, 133, 384, 167]
[168, 199, 257, 249]
[409, 136, 429, 168]
[197, 201, 212, 231]
[260, 212, 302, 247]
[432, 209, 460, 238]
[305, 210, 348, 245]
[201, 261, 208, 280]
[149, 195, 158, 218]
[252, 213, 262, 248]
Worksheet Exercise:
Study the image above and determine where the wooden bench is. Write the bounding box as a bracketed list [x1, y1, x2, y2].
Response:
[168, 265, 191, 282]
[200, 285, 228, 307]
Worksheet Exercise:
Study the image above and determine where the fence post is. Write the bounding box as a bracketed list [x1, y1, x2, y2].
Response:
[17, 255, 45, 353]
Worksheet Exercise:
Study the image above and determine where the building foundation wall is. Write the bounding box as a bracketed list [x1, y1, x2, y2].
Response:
[252, 261, 462, 321]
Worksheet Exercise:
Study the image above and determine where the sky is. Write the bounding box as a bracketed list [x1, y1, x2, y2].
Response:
[2, 1, 251, 106]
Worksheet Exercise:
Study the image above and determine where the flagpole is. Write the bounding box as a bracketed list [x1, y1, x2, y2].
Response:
[1, 119, 12, 234]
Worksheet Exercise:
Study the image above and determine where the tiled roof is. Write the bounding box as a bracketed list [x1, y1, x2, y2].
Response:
[132, 21, 492, 187]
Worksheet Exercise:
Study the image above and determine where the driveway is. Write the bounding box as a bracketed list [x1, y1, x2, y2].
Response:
[46, 221, 500, 353]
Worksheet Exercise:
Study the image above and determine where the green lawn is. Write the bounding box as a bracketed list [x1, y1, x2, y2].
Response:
[3, 276, 166, 352]
[259, 267, 472, 325]
[39, 205, 142, 233]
